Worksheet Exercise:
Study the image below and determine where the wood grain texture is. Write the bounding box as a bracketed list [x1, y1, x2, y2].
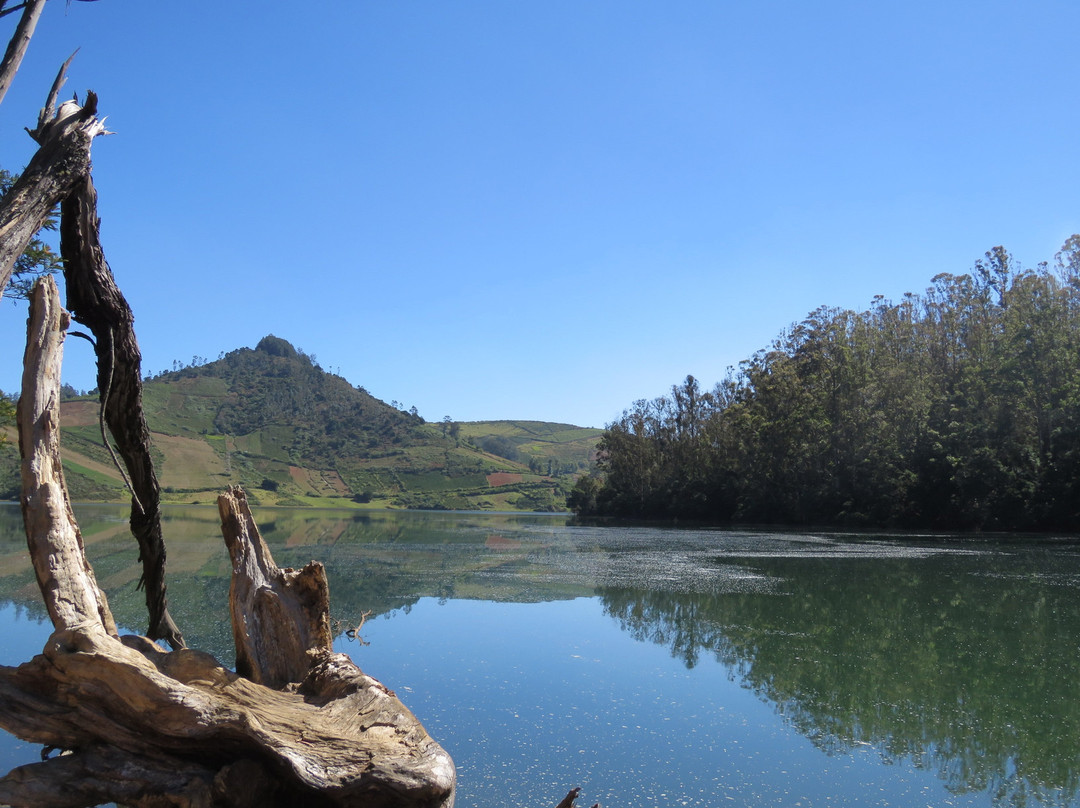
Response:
[219, 486, 331, 687]
[16, 276, 116, 637]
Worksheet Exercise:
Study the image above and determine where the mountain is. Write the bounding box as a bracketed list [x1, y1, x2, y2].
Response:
[0, 335, 601, 510]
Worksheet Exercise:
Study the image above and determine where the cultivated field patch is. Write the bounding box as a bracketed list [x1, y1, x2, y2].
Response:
[60, 401, 99, 428]
[486, 472, 523, 487]
[154, 433, 228, 489]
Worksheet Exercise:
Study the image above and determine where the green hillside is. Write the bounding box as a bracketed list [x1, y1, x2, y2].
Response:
[0, 335, 600, 511]
[457, 420, 602, 474]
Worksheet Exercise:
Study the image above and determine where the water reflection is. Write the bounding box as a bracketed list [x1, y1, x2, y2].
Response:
[1, 503, 1078, 806]
[600, 550, 1080, 806]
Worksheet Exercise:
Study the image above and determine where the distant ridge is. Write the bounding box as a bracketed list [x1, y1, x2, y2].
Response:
[0, 335, 601, 510]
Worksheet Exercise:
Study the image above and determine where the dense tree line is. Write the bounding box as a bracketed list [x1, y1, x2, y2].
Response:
[572, 240, 1080, 530]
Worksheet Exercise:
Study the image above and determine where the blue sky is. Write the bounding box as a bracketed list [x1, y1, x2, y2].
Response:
[1, 1, 1077, 428]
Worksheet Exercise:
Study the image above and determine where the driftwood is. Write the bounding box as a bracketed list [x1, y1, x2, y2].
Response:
[0, 277, 457, 807]
[219, 487, 332, 688]
[15, 276, 116, 638]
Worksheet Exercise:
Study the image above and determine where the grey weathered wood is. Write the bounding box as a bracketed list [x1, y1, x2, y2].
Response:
[0, 628, 456, 807]
[16, 276, 116, 637]
[0, 479, 457, 805]
[219, 486, 332, 687]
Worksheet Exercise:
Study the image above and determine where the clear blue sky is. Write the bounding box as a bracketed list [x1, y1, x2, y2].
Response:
[1, 1, 1078, 428]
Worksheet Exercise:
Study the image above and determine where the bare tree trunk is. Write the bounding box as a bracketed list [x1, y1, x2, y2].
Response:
[16, 274, 116, 637]
[0, 0, 46, 106]
[61, 170, 184, 649]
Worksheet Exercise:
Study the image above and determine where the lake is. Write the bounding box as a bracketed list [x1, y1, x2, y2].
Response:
[1, 503, 1078, 807]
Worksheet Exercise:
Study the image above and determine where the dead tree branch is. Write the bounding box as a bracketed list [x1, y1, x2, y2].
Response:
[0, 59, 181, 646]
[61, 171, 184, 649]
[0, 0, 45, 105]
[0, 57, 105, 300]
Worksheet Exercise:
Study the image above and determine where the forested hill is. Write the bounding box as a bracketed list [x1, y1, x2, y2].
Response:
[0, 335, 601, 510]
[571, 240, 1080, 531]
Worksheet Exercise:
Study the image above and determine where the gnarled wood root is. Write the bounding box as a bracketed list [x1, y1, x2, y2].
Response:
[0, 626, 455, 807]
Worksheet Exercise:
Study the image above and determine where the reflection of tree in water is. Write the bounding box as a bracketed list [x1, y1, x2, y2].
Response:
[0, 506, 582, 657]
[600, 551, 1080, 806]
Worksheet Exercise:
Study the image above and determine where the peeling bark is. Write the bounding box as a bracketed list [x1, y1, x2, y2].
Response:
[61, 170, 184, 649]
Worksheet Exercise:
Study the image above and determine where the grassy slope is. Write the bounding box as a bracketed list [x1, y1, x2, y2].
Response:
[457, 420, 603, 470]
[6, 339, 600, 511]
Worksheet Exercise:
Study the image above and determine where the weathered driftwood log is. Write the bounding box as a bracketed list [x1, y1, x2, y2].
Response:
[0, 627, 457, 807]
[218, 486, 332, 687]
[61, 168, 184, 649]
[0, 278, 456, 807]
[216, 486, 454, 802]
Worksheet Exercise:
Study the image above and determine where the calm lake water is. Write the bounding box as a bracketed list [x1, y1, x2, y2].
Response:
[0, 503, 1078, 807]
